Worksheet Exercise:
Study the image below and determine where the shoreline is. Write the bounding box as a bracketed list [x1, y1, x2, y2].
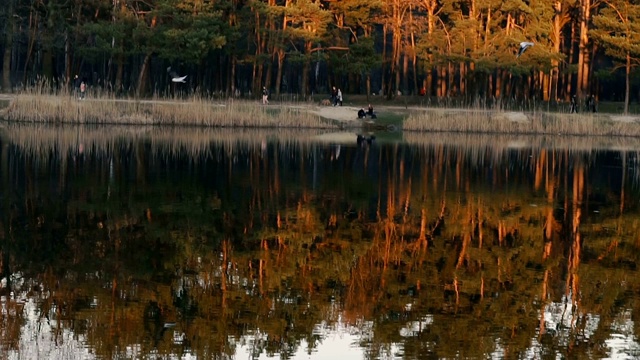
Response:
[3, 123, 640, 155]
[3, 93, 640, 137]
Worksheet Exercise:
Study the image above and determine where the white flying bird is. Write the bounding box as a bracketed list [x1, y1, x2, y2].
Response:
[167, 67, 187, 83]
[171, 75, 187, 83]
[517, 42, 534, 58]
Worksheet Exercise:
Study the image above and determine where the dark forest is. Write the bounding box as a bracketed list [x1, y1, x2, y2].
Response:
[1, 1, 640, 111]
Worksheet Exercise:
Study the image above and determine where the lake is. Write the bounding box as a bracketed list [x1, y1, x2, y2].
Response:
[1, 124, 640, 359]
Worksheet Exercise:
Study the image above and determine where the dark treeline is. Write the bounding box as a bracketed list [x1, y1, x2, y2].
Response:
[1, 0, 640, 110]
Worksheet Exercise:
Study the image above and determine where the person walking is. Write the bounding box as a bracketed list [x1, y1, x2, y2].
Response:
[79, 80, 86, 100]
[337, 88, 343, 106]
[74, 75, 81, 97]
[262, 86, 269, 105]
[570, 95, 577, 113]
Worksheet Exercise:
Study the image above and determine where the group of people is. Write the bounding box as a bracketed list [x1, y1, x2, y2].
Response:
[357, 104, 376, 119]
[569, 94, 597, 113]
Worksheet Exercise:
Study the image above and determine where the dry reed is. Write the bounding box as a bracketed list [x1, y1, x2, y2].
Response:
[3, 84, 337, 129]
[403, 109, 640, 137]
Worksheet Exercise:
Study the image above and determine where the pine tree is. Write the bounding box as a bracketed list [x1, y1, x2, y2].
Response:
[592, 0, 640, 113]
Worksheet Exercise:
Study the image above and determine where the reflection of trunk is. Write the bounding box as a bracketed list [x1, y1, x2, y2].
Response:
[566, 163, 584, 302]
[0, 141, 9, 290]
[538, 269, 549, 339]
[456, 232, 471, 269]
[417, 208, 428, 249]
[2, 0, 15, 92]
[620, 152, 626, 214]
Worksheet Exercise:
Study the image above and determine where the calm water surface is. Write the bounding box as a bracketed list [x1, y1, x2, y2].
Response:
[1, 125, 640, 359]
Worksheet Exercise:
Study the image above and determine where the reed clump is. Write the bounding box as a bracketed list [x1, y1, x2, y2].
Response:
[3, 87, 336, 129]
[403, 109, 640, 137]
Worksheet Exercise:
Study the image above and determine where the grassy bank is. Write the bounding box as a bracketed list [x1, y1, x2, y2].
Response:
[4, 89, 640, 137]
[1, 92, 337, 129]
[403, 109, 640, 137]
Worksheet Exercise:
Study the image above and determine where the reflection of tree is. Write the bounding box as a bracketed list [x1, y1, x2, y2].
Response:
[1, 134, 640, 358]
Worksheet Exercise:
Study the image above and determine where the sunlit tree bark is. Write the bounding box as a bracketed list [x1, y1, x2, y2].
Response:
[577, 0, 592, 98]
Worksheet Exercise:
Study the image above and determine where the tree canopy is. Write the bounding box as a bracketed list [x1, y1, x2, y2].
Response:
[1, 0, 639, 107]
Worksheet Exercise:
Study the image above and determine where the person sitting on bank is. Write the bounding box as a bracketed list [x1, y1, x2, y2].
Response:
[367, 104, 376, 119]
[358, 108, 366, 119]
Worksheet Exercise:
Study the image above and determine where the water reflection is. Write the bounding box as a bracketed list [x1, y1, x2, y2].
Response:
[1, 124, 640, 359]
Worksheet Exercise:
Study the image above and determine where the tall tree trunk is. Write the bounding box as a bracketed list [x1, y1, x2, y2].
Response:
[550, 1, 565, 103]
[566, 17, 577, 99]
[65, 33, 72, 87]
[23, 8, 39, 87]
[402, 53, 408, 94]
[544, 71, 551, 102]
[459, 62, 466, 99]
[381, 25, 387, 96]
[448, 62, 454, 97]
[301, 42, 313, 97]
[275, 51, 284, 96]
[135, 16, 157, 97]
[2, 0, 15, 92]
[411, 28, 418, 95]
[577, 0, 591, 98]
[495, 69, 503, 99]
[423, 0, 437, 97]
[390, 15, 401, 99]
[135, 53, 152, 98]
[439, 66, 446, 97]
[230, 56, 237, 95]
[624, 52, 630, 114]
[115, 52, 124, 93]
